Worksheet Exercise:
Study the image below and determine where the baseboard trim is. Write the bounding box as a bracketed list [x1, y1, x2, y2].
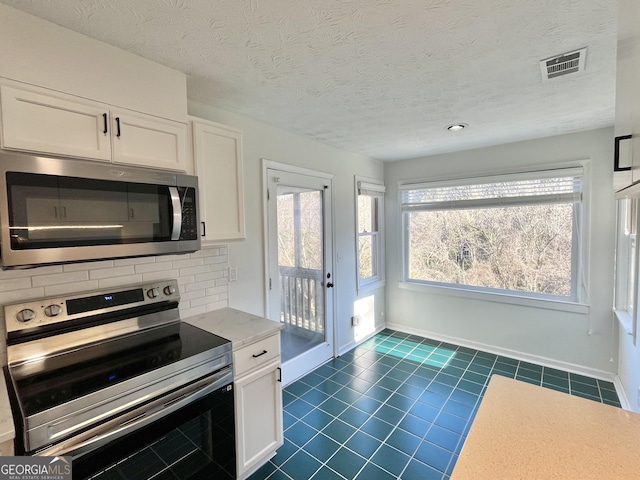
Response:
[338, 325, 386, 357]
[613, 375, 633, 411]
[385, 322, 616, 382]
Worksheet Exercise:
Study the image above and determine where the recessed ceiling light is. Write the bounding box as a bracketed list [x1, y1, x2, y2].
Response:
[446, 123, 468, 132]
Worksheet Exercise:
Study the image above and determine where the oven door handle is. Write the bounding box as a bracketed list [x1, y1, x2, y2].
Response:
[169, 186, 182, 241]
[36, 367, 232, 459]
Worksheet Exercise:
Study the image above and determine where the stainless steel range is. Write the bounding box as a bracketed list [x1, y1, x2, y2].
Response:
[3, 279, 235, 480]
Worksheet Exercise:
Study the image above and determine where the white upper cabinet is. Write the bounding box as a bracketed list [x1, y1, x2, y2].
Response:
[0, 84, 188, 172]
[0, 85, 112, 161]
[192, 119, 245, 242]
[111, 109, 187, 171]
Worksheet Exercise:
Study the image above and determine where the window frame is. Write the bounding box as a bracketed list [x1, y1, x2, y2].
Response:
[399, 165, 588, 309]
[614, 196, 639, 336]
[355, 177, 385, 292]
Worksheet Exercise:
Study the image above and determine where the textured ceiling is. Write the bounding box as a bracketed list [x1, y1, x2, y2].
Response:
[0, 0, 617, 161]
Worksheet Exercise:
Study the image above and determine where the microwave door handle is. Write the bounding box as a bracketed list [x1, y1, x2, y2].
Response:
[168, 186, 182, 240]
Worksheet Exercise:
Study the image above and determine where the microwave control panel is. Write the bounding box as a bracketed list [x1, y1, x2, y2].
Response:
[179, 186, 198, 240]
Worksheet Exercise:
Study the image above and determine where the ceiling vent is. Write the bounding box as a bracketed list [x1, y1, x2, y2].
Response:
[539, 47, 587, 81]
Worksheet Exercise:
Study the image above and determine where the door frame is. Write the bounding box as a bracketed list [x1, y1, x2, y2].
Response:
[261, 159, 337, 384]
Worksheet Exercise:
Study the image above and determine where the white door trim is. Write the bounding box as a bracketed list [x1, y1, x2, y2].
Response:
[261, 159, 337, 384]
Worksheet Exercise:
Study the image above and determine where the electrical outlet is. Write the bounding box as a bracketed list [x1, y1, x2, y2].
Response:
[351, 315, 361, 327]
[228, 267, 237, 282]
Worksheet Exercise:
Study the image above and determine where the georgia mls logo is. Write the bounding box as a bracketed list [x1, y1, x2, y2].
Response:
[0, 456, 72, 480]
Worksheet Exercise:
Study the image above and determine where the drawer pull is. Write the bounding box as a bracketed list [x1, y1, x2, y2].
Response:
[252, 350, 268, 358]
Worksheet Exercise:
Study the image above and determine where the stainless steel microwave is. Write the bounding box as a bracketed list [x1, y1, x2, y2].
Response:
[0, 153, 200, 269]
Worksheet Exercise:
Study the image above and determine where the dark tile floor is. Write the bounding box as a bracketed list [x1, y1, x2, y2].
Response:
[249, 329, 620, 480]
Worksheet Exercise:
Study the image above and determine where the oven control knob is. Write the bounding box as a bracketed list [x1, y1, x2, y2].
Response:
[16, 308, 36, 323]
[147, 288, 160, 299]
[164, 285, 176, 296]
[44, 304, 63, 317]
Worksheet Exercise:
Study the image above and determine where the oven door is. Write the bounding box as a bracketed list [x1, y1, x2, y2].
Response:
[37, 368, 235, 480]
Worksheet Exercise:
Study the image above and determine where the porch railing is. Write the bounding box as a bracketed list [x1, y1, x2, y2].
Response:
[279, 266, 324, 333]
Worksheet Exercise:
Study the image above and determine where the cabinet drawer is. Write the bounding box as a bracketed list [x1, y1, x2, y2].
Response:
[234, 334, 280, 377]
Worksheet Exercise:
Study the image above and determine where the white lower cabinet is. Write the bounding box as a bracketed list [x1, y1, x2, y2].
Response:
[234, 334, 283, 479]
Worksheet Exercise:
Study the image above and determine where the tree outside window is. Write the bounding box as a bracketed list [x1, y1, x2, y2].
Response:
[401, 168, 584, 302]
[356, 179, 385, 290]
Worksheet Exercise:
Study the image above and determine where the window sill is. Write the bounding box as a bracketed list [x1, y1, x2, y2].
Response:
[614, 309, 634, 335]
[357, 279, 386, 295]
[399, 281, 589, 315]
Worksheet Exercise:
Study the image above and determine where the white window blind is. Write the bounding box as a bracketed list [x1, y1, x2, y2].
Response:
[358, 181, 386, 197]
[401, 167, 583, 211]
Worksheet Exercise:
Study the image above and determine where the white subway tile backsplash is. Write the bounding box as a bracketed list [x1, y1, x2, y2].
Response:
[172, 258, 204, 269]
[32, 271, 89, 287]
[114, 256, 156, 267]
[0, 287, 45, 305]
[134, 261, 174, 274]
[0, 248, 230, 367]
[0, 265, 63, 279]
[209, 263, 228, 272]
[177, 276, 195, 286]
[194, 272, 216, 282]
[89, 266, 135, 280]
[45, 280, 101, 297]
[64, 260, 114, 272]
[206, 285, 228, 296]
[179, 289, 206, 301]
[189, 296, 212, 308]
[0, 277, 32, 293]
[141, 270, 180, 282]
[98, 275, 144, 289]
[204, 255, 228, 265]
[178, 265, 210, 277]
[186, 279, 213, 291]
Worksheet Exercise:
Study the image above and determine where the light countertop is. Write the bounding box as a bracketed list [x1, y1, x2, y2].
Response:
[184, 307, 283, 350]
[451, 375, 640, 480]
[0, 373, 15, 444]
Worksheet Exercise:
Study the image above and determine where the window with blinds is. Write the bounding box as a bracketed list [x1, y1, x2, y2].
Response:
[356, 179, 385, 289]
[400, 168, 583, 301]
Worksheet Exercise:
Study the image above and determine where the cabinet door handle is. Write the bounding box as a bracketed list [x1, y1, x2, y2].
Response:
[252, 350, 267, 358]
[115, 117, 121, 138]
[614, 135, 633, 172]
[103, 113, 108, 134]
[201, 221, 206, 237]
[277, 367, 282, 383]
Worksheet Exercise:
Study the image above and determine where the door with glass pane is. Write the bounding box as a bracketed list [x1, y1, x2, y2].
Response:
[266, 168, 334, 385]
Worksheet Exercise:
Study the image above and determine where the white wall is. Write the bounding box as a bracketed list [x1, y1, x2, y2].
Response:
[188, 100, 385, 356]
[0, 3, 187, 120]
[384, 128, 617, 379]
